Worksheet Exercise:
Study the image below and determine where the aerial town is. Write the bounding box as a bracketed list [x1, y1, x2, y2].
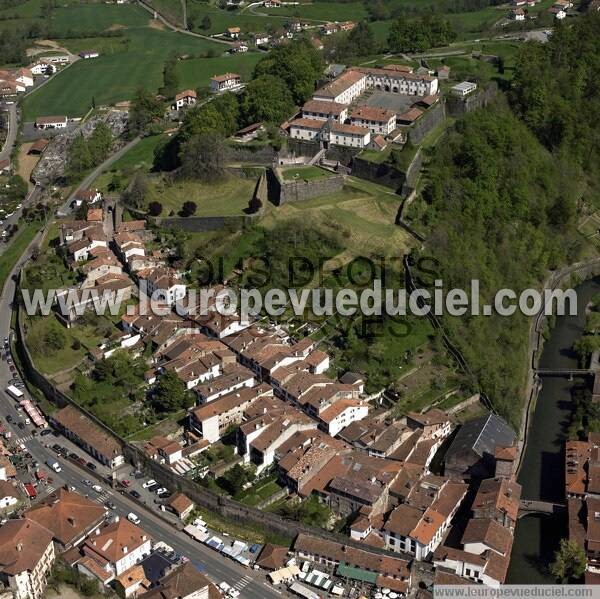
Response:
[0, 0, 599, 597]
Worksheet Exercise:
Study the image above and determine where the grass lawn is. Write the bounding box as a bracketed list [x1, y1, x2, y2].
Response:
[235, 475, 284, 507]
[110, 134, 167, 171]
[25, 316, 103, 375]
[0, 220, 41, 290]
[264, 1, 367, 21]
[48, 3, 149, 33]
[280, 166, 331, 181]
[22, 22, 226, 119]
[177, 52, 262, 89]
[188, 4, 288, 36]
[147, 174, 255, 216]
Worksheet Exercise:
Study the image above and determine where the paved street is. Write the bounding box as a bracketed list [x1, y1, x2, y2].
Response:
[57, 136, 142, 216]
[0, 236, 284, 599]
[0, 104, 17, 162]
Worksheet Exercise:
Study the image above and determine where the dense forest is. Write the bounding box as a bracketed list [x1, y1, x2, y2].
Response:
[421, 14, 600, 425]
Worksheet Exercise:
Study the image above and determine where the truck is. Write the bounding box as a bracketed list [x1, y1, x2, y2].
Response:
[45, 459, 61, 473]
[5, 385, 23, 400]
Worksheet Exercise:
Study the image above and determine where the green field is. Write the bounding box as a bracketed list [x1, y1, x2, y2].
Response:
[281, 165, 331, 181]
[177, 52, 262, 89]
[22, 19, 240, 118]
[263, 1, 366, 21]
[48, 3, 149, 32]
[111, 133, 167, 170]
[147, 174, 256, 216]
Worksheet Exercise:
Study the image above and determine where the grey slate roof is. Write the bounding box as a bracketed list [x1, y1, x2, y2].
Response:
[446, 413, 515, 460]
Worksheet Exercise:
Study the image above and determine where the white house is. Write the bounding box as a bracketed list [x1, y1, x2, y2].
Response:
[0, 520, 55, 599]
[359, 67, 439, 96]
[173, 89, 197, 110]
[14, 68, 33, 87]
[45, 55, 69, 64]
[319, 399, 369, 437]
[288, 118, 324, 141]
[302, 99, 348, 122]
[210, 72, 241, 93]
[323, 122, 370, 149]
[140, 267, 186, 306]
[313, 70, 367, 105]
[35, 116, 67, 129]
[30, 61, 57, 75]
[81, 519, 152, 577]
[350, 106, 397, 135]
[79, 50, 99, 59]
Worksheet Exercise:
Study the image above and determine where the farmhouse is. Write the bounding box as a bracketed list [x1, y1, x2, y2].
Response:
[79, 50, 99, 59]
[350, 106, 397, 135]
[226, 26, 241, 39]
[173, 89, 197, 109]
[230, 41, 249, 53]
[30, 61, 56, 75]
[35, 116, 67, 130]
[313, 70, 367, 104]
[45, 55, 69, 64]
[210, 72, 241, 93]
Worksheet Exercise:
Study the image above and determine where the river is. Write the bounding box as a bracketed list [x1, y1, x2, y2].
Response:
[507, 277, 600, 583]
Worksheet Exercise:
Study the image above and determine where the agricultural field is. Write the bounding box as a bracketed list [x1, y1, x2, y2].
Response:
[261, 1, 367, 21]
[21, 9, 255, 118]
[176, 52, 262, 90]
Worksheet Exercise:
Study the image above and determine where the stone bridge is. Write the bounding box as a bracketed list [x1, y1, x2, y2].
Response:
[518, 499, 566, 518]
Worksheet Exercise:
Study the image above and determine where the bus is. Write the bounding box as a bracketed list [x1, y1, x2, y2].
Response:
[6, 386, 23, 400]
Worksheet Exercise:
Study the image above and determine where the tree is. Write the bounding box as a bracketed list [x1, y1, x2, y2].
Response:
[67, 134, 93, 179]
[128, 87, 164, 137]
[253, 39, 323, 104]
[240, 75, 295, 125]
[44, 325, 66, 351]
[179, 133, 230, 182]
[347, 21, 376, 57]
[87, 122, 113, 163]
[551, 539, 586, 582]
[148, 201, 163, 216]
[180, 200, 197, 217]
[160, 53, 179, 99]
[217, 464, 255, 496]
[150, 370, 189, 414]
[125, 172, 148, 209]
[201, 15, 211, 30]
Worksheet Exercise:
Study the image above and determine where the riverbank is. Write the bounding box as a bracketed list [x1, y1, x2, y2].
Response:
[508, 276, 600, 582]
[515, 257, 600, 477]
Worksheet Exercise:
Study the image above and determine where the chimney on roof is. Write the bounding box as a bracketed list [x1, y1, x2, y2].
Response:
[123, 546, 128, 554]
[67, 517, 75, 526]
[16, 543, 23, 552]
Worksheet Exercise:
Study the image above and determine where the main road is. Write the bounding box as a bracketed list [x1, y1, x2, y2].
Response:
[0, 231, 285, 599]
[0, 104, 17, 162]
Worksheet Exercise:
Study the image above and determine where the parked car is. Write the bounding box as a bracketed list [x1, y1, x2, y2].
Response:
[40, 429, 52, 436]
[106, 501, 116, 510]
[130, 490, 141, 499]
[120, 479, 131, 487]
[92, 484, 102, 493]
[127, 512, 140, 525]
[82, 479, 92, 486]
[147, 483, 160, 492]
[86, 462, 97, 471]
[51, 444, 61, 453]
[142, 479, 157, 489]
[155, 487, 168, 495]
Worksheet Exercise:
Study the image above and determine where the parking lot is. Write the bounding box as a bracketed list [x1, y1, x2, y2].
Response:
[360, 90, 423, 114]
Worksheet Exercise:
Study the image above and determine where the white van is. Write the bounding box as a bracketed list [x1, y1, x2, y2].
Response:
[127, 513, 141, 525]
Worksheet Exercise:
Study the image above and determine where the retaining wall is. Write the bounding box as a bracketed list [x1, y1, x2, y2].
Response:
[446, 83, 498, 117]
[271, 169, 345, 205]
[408, 101, 446, 145]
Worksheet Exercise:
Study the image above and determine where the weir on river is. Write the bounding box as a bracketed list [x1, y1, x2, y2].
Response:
[507, 277, 600, 583]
